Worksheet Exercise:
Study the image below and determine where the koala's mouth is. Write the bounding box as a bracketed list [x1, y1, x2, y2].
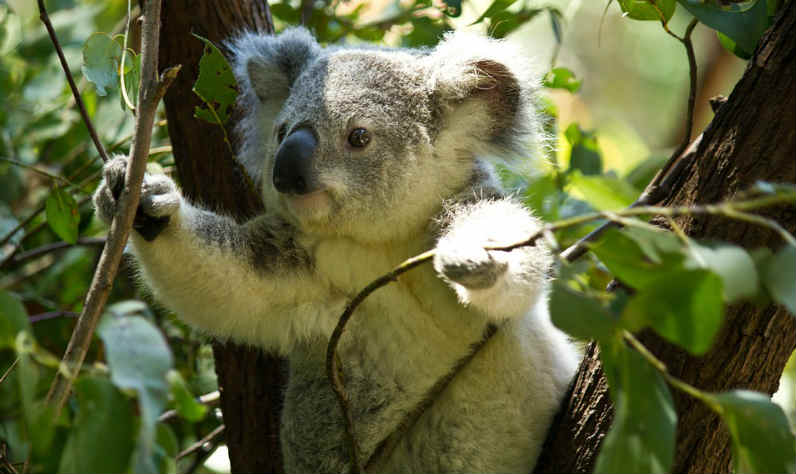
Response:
[282, 189, 334, 220]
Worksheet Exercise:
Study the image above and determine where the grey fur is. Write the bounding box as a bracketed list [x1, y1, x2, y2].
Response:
[92, 28, 578, 473]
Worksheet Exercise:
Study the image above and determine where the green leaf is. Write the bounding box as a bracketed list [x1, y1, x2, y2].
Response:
[677, 0, 769, 54]
[81, 33, 122, 96]
[45, 187, 80, 245]
[471, 0, 518, 25]
[167, 370, 208, 422]
[549, 280, 618, 341]
[99, 316, 173, 474]
[543, 67, 581, 93]
[564, 124, 602, 175]
[622, 269, 724, 355]
[568, 172, 638, 210]
[58, 377, 135, 474]
[707, 390, 796, 474]
[192, 34, 237, 126]
[618, 0, 677, 21]
[759, 245, 796, 315]
[0, 290, 31, 348]
[548, 8, 563, 44]
[596, 341, 676, 474]
[590, 227, 685, 289]
[717, 31, 752, 59]
[686, 243, 759, 303]
[152, 423, 178, 474]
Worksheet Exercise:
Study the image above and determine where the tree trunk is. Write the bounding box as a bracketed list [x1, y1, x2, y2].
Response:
[535, 7, 796, 474]
[156, 2, 285, 473]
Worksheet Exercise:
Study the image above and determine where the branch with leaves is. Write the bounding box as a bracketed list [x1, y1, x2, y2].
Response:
[45, 0, 180, 417]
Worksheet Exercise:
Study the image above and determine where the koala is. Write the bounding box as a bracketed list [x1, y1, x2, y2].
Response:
[93, 27, 580, 473]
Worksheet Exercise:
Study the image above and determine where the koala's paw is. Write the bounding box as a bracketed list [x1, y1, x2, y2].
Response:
[433, 240, 508, 290]
[92, 155, 181, 241]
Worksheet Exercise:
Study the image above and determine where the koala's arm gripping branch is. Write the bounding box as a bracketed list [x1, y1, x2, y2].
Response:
[46, 0, 179, 417]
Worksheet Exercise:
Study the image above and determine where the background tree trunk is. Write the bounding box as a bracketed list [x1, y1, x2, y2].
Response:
[535, 7, 796, 474]
[156, 2, 285, 473]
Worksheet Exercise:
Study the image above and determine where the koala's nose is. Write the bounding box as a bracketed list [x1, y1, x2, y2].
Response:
[273, 128, 319, 195]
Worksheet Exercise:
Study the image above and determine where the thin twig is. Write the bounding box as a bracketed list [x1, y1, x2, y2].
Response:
[8, 237, 106, 267]
[560, 19, 701, 262]
[36, 0, 109, 163]
[45, 0, 180, 418]
[176, 424, 225, 461]
[0, 157, 78, 187]
[0, 359, 19, 386]
[29, 311, 79, 324]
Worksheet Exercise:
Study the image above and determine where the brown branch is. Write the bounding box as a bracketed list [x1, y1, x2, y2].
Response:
[559, 18, 700, 263]
[6, 237, 105, 267]
[45, 0, 180, 417]
[36, 0, 109, 164]
[176, 424, 225, 461]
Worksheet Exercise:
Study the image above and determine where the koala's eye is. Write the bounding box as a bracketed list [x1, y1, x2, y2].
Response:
[276, 124, 288, 143]
[347, 128, 371, 148]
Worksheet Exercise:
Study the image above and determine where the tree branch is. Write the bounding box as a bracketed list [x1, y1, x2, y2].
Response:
[36, 0, 109, 163]
[45, 0, 180, 418]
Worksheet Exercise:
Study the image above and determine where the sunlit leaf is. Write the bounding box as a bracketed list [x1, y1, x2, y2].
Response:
[45, 186, 80, 245]
[707, 390, 796, 474]
[618, 0, 677, 21]
[568, 172, 638, 210]
[167, 370, 208, 422]
[543, 67, 581, 93]
[686, 243, 759, 303]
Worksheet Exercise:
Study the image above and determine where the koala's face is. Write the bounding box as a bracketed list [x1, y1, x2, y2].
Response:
[232, 29, 536, 242]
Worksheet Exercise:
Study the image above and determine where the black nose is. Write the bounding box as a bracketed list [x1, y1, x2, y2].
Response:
[273, 128, 319, 195]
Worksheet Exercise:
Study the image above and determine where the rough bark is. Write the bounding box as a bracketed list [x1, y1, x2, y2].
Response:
[535, 7, 796, 474]
[156, 2, 285, 473]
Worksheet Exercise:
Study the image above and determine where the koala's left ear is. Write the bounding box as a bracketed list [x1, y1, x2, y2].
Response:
[425, 32, 541, 156]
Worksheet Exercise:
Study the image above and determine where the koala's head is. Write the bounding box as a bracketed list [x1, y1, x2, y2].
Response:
[231, 28, 542, 242]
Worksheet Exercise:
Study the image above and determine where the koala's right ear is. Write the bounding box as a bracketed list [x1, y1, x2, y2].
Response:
[230, 28, 319, 106]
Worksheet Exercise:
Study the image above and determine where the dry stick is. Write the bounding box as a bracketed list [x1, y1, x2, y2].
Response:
[37, 0, 109, 164]
[45, 0, 180, 417]
[560, 18, 700, 263]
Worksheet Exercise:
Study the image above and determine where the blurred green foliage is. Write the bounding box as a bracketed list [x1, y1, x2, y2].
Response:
[0, 0, 793, 473]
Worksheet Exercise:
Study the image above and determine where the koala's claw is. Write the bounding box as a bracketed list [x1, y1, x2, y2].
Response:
[92, 155, 180, 241]
[434, 243, 508, 290]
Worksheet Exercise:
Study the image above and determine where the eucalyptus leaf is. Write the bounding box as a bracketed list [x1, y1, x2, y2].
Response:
[45, 187, 80, 245]
[686, 243, 759, 303]
[543, 67, 581, 93]
[58, 377, 135, 474]
[618, 0, 677, 21]
[549, 280, 618, 341]
[99, 316, 173, 474]
[568, 172, 638, 210]
[760, 245, 796, 315]
[677, 0, 769, 54]
[0, 290, 30, 348]
[596, 341, 676, 474]
[192, 34, 237, 126]
[167, 370, 208, 422]
[708, 390, 796, 474]
[622, 269, 724, 355]
[81, 33, 122, 96]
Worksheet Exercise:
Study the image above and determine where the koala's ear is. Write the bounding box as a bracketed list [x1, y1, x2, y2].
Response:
[425, 32, 541, 157]
[230, 27, 320, 106]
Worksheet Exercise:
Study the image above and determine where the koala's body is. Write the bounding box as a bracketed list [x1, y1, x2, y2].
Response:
[94, 28, 579, 473]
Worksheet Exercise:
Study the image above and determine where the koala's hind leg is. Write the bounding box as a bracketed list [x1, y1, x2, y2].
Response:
[433, 198, 553, 321]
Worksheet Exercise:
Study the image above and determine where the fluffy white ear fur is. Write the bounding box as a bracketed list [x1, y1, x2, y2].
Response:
[423, 31, 546, 162]
[228, 28, 320, 186]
